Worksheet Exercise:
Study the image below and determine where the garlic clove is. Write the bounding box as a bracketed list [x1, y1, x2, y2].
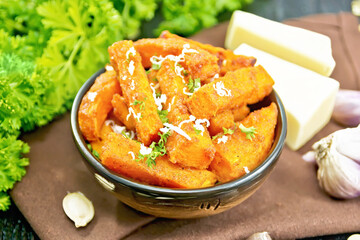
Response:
[332, 89, 360, 127]
[246, 232, 272, 240]
[348, 234, 360, 240]
[63, 192, 94, 228]
[335, 125, 360, 163]
[313, 126, 360, 199]
[302, 151, 316, 163]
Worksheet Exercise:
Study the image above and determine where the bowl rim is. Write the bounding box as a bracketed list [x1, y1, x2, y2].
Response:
[71, 68, 287, 197]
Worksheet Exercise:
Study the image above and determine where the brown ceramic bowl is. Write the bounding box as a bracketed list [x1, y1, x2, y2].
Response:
[71, 68, 287, 219]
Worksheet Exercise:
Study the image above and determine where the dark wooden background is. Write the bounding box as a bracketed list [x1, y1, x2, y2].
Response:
[0, 0, 355, 239]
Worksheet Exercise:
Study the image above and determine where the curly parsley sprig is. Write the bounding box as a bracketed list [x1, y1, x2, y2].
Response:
[239, 124, 257, 140]
[137, 130, 171, 168]
[212, 127, 235, 140]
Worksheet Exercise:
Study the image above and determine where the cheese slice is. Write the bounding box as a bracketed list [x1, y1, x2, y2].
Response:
[225, 10, 336, 77]
[234, 44, 339, 150]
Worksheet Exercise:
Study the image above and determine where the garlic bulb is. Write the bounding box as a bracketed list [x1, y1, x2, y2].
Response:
[332, 89, 360, 127]
[311, 125, 360, 199]
[63, 192, 95, 228]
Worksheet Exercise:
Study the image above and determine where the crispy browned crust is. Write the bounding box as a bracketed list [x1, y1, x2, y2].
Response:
[210, 103, 278, 182]
[232, 105, 250, 122]
[208, 110, 235, 136]
[157, 60, 216, 169]
[186, 65, 274, 119]
[100, 132, 217, 188]
[78, 70, 121, 141]
[160, 30, 256, 78]
[108, 40, 163, 146]
[133, 38, 219, 83]
[111, 93, 136, 131]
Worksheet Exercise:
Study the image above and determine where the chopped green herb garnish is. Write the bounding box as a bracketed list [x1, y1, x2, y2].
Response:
[121, 131, 130, 139]
[127, 52, 134, 60]
[137, 130, 171, 168]
[152, 62, 161, 70]
[183, 69, 188, 76]
[156, 92, 162, 98]
[194, 128, 202, 135]
[87, 143, 93, 151]
[92, 149, 100, 158]
[158, 109, 169, 123]
[223, 127, 234, 135]
[145, 69, 151, 74]
[88, 143, 100, 158]
[131, 98, 146, 110]
[212, 127, 235, 140]
[239, 123, 257, 140]
[187, 77, 201, 93]
[212, 135, 220, 140]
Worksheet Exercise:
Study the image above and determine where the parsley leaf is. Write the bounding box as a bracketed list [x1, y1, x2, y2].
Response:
[0, 136, 29, 211]
[187, 77, 201, 93]
[239, 123, 257, 140]
[137, 130, 171, 168]
[194, 128, 202, 135]
[158, 109, 169, 123]
[152, 62, 161, 70]
[223, 127, 234, 135]
[131, 98, 146, 110]
[212, 127, 235, 140]
[154, 0, 252, 36]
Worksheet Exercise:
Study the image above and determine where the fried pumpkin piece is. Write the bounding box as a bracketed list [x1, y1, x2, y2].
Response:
[89, 122, 114, 157]
[156, 60, 216, 169]
[210, 103, 278, 182]
[160, 30, 256, 77]
[101, 132, 217, 188]
[186, 65, 274, 119]
[133, 38, 219, 83]
[232, 105, 250, 122]
[108, 40, 163, 146]
[111, 93, 136, 131]
[208, 110, 235, 136]
[78, 70, 121, 141]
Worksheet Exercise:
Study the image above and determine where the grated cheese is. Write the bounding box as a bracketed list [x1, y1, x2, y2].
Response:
[105, 120, 124, 133]
[217, 135, 228, 144]
[210, 73, 219, 82]
[244, 166, 250, 174]
[183, 87, 193, 96]
[150, 83, 167, 111]
[122, 75, 127, 80]
[159, 127, 170, 134]
[126, 107, 141, 121]
[140, 144, 152, 155]
[87, 92, 97, 102]
[213, 81, 232, 97]
[128, 151, 135, 160]
[178, 115, 196, 128]
[105, 65, 114, 71]
[126, 47, 136, 60]
[167, 96, 176, 112]
[130, 80, 135, 90]
[149, 44, 198, 80]
[128, 60, 135, 75]
[163, 123, 191, 140]
[194, 118, 210, 136]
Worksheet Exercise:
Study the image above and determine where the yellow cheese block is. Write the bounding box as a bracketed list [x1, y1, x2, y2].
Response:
[234, 44, 339, 150]
[225, 10, 336, 77]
